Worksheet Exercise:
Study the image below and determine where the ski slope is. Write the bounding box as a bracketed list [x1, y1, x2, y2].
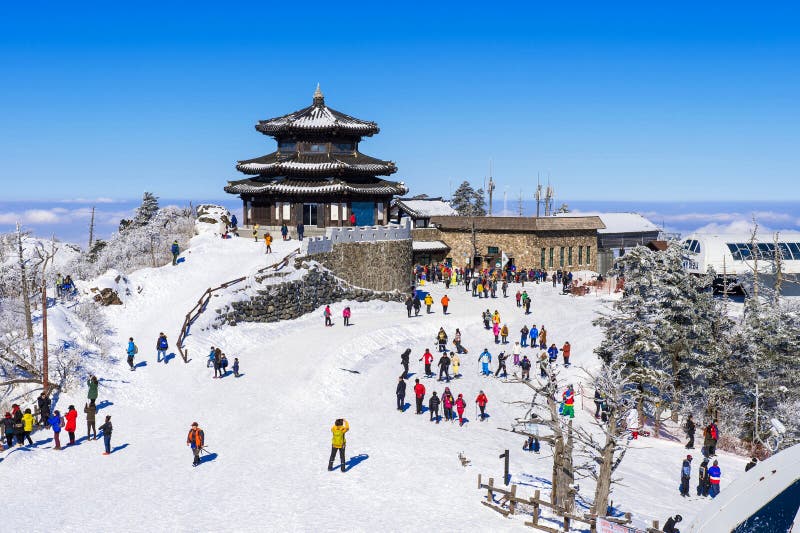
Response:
[0, 234, 747, 532]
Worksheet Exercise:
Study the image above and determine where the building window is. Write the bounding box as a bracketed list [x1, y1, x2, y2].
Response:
[303, 204, 318, 225]
[568, 246, 573, 266]
[283, 203, 291, 220]
[301, 143, 327, 154]
[377, 202, 385, 223]
[488, 246, 499, 255]
[548, 247, 554, 268]
[332, 143, 355, 153]
[578, 246, 583, 265]
[278, 141, 297, 153]
[586, 246, 591, 265]
[331, 203, 339, 221]
[559, 247, 565, 267]
[540, 248, 546, 268]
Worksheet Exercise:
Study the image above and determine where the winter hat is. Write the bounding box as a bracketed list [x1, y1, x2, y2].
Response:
[191, 422, 198, 427]
[458, 393, 463, 397]
[674, 515, 682, 522]
[687, 454, 693, 460]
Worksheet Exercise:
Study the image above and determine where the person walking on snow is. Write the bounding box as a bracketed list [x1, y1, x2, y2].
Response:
[126, 337, 137, 370]
[451, 352, 461, 378]
[561, 386, 575, 418]
[400, 348, 411, 379]
[413, 379, 426, 414]
[478, 349, 492, 376]
[538, 326, 547, 349]
[442, 387, 454, 421]
[539, 352, 549, 378]
[500, 324, 509, 344]
[11, 404, 24, 446]
[492, 322, 500, 344]
[21, 408, 34, 446]
[424, 293, 434, 314]
[697, 457, 710, 496]
[685, 414, 696, 449]
[220, 354, 229, 376]
[453, 329, 466, 354]
[187, 422, 205, 467]
[495, 352, 508, 378]
[98, 415, 113, 455]
[156, 333, 168, 363]
[429, 392, 441, 423]
[412, 295, 421, 316]
[48, 410, 63, 450]
[233, 357, 240, 377]
[296, 222, 304, 241]
[438, 352, 451, 382]
[441, 294, 450, 315]
[171, 240, 180, 265]
[475, 391, 488, 421]
[405, 296, 413, 318]
[252, 224, 259, 242]
[420, 349, 434, 377]
[324, 305, 333, 327]
[213, 348, 224, 378]
[280, 223, 288, 241]
[436, 328, 448, 352]
[85, 400, 97, 440]
[519, 325, 528, 347]
[561, 341, 571, 367]
[38, 392, 52, 427]
[512, 342, 521, 366]
[529, 325, 539, 347]
[207, 346, 216, 368]
[679, 454, 692, 497]
[264, 232, 272, 253]
[520, 355, 531, 381]
[65, 405, 78, 445]
[396, 377, 406, 411]
[515, 290, 521, 307]
[708, 460, 721, 498]
[455, 394, 467, 426]
[342, 306, 351, 326]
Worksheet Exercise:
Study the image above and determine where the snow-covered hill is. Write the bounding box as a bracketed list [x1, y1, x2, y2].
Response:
[0, 234, 748, 532]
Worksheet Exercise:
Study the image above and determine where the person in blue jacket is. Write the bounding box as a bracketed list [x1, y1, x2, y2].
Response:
[171, 240, 180, 265]
[156, 333, 168, 363]
[679, 454, 692, 497]
[708, 460, 721, 498]
[49, 410, 64, 450]
[478, 349, 492, 376]
[547, 343, 559, 363]
[126, 337, 137, 371]
[207, 346, 216, 368]
[529, 326, 539, 347]
[230, 214, 238, 228]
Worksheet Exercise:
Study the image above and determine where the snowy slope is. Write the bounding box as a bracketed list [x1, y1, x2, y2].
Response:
[0, 235, 748, 532]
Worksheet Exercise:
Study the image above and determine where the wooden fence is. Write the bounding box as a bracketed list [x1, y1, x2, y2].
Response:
[175, 247, 300, 362]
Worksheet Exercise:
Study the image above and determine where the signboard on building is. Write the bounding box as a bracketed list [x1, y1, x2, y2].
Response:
[488, 246, 499, 255]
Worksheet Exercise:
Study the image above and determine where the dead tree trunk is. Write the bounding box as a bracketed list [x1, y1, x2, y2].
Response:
[592, 409, 619, 515]
[16, 222, 37, 366]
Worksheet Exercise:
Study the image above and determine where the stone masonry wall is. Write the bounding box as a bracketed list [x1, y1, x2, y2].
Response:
[412, 228, 599, 271]
[309, 239, 414, 293]
[219, 267, 404, 326]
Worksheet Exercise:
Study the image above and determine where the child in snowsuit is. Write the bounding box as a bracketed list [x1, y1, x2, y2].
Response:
[451, 353, 461, 378]
[455, 394, 467, 426]
[233, 357, 240, 377]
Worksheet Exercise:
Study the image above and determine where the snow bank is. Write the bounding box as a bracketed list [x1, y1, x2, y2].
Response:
[76, 268, 133, 305]
[195, 204, 231, 235]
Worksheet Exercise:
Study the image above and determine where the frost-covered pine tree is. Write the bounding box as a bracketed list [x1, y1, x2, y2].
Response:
[132, 191, 160, 228]
[472, 187, 487, 216]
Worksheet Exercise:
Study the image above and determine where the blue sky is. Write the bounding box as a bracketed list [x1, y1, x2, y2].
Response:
[1, 2, 799, 204]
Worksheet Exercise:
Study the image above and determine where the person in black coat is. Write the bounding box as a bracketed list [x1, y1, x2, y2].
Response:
[662, 514, 681, 533]
[404, 297, 413, 318]
[400, 348, 410, 378]
[98, 415, 113, 455]
[37, 392, 52, 427]
[745, 457, 758, 472]
[437, 353, 451, 382]
[428, 392, 440, 423]
[296, 222, 304, 241]
[412, 296, 421, 316]
[396, 377, 406, 411]
[495, 352, 508, 378]
[685, 414, 696, 449]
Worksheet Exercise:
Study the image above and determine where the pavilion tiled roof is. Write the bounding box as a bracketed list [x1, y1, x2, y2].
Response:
[236, 151, 397, 177]
[255, 85, 379, 138]
[224, 177, 408, 197]
[428, 216, 605, 232]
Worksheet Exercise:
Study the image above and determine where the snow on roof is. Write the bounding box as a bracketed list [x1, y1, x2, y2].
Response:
[395, 198, 457, 219]
[687, 443, 800, 532]
[412, 240, 450, 251]
[554, 212, 660, 234]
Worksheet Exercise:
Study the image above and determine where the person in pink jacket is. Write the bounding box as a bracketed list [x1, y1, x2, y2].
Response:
[492, 322, 500, 344]
[455, 394, 467, 426]
[342, 306, 351, 327]
[442, 387, 455, 422]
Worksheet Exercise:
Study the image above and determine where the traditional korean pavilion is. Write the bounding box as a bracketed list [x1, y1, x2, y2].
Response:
[225, 86, 408, 228]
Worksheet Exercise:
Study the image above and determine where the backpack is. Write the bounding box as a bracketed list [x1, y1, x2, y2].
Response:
[133, 344, 139, 355]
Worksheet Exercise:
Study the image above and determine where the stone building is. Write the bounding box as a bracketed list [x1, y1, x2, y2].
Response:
[224, 85, 408, 230]
[417, 216, 606, 271]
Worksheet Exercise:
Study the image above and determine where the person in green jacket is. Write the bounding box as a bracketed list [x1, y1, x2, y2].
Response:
[328, 418, 349, 473]
[87, 375, 99, 403]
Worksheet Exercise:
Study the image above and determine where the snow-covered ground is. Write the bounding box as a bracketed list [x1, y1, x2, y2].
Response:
[0, 234, 747, 532]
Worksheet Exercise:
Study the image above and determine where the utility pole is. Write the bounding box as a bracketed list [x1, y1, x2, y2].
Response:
[535, 174, 542, 217]
[42, 277, 49, 392]
[518, 190, 524, 217]
[88, 206, 96, 251]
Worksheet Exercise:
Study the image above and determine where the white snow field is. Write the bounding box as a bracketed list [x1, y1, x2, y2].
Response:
[0, 234, 747, 532]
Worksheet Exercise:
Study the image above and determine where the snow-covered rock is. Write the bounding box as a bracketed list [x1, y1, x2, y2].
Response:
[195, 204, 231, 235]
[77, 268, 133, 305]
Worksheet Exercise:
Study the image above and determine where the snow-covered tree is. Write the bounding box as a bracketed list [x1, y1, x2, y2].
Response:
[450, 181, 486, 216]
[473, 187, 487, 216]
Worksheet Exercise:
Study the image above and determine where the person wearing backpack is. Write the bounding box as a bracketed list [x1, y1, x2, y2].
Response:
[171, 240, 180, 265]
[126, 337, 138, 370]
[2, 412, 15, 449]
[12, 404, 25, 446]
[156, 333, 169, 363]
[187, 422, 205, 467]
[48, 410, 64, 450]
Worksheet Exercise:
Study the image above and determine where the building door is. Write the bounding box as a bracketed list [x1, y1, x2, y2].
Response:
[303, 204, 318, 226]
[351, 201, 375, 226]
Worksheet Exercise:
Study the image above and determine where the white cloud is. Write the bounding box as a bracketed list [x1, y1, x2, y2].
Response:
[0, 206, 134, 227]
[58, 197, 119, 204]
[24, 209, 62, 223]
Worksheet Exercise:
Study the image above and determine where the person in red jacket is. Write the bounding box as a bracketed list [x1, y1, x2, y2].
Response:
[420, 349, 434, 377]
[64, 405, 78, 445]
[455, 393, 467, 426]
[349, 212, 356, 226]
[475, 391, 489, 421]
[413, 379, 426, 415]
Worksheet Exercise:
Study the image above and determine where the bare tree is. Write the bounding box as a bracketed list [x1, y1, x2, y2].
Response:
[15, 222, 37, 365]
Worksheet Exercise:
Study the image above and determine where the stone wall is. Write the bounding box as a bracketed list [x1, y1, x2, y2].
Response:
[308, 239, 414, 292]
[219, 267, 403, 326]
[412, 227, 599, 271]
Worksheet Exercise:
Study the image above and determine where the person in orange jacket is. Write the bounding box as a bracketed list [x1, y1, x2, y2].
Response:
[328, 418, 350, 472]
[561, 341, 572, 367]
[441, 294, 450, 315]
[187, 421, 205, 467]
[264, 232, 273, 253]
[476, 391, 488, 421]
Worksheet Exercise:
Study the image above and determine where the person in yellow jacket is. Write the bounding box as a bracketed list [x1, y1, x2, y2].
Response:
[21, 408, 35, 446]
[424, 293, 434, 314]
[492, 310, 501, 325]
[328, 418, 349, 472]
[451, 352, 461, 378]
[264, 232, 273, 254]
[252, 224, 259, 242]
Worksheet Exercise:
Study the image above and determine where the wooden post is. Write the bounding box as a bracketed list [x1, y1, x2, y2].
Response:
[532, 490, 540, 525]
[500, 449, 510, 485]
[652, 520, 659, 530]
[508, 484, 517, 515]
[478, 473, 482, 489]
[564, 516, 570, 531]
[487, 477, 494, 502]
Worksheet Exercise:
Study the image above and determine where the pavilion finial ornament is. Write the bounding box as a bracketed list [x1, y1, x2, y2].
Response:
[313, 83, 324, 104]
